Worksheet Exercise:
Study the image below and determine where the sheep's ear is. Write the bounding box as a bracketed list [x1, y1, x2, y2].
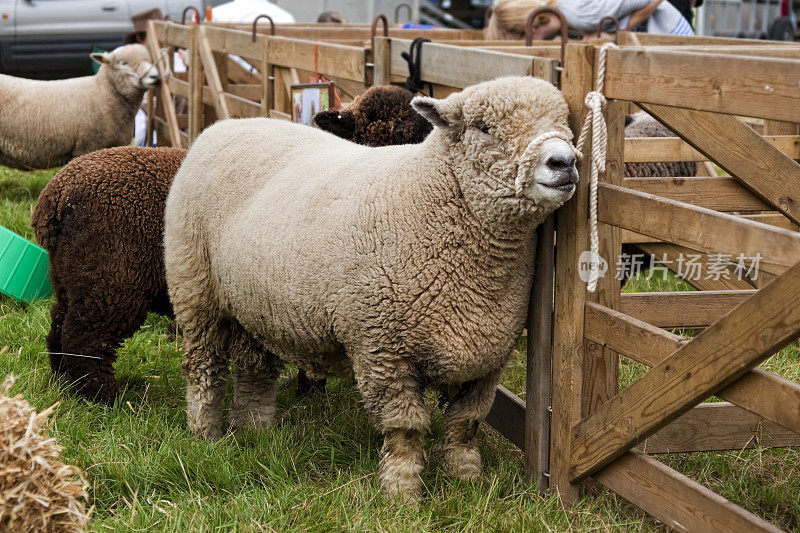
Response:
[90, 52, 111, 65]
[313, 109, 355, 140]
[411, 96, 461, 130]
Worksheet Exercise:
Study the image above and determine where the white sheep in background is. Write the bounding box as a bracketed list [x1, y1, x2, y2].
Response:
[0, 44, 159, 170]
[164, 76, 578, 502]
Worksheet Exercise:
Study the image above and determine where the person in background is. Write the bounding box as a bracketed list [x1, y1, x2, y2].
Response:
[485, 0, 694, 40]
[666, 0, 702, 29]
[317, 11, 347, 23]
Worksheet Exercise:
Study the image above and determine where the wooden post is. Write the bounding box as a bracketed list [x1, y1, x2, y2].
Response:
[261, 36, 274, 117]
[146, 20, 182, 147]
[525, 216, 554, 495]
[549, 43, 594, 503]
[581, 99, 625, 417]
[189, 24, 203, 142]
[524, 52, 563, 497]
[372, 36, 391, 87]
[145, 89, 155, 147]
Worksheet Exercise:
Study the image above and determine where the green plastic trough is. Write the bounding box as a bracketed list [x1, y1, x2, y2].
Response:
[0, 225, 52, 302]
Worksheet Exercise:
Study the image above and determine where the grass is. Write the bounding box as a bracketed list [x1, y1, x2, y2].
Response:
[1, 164, 798, 531]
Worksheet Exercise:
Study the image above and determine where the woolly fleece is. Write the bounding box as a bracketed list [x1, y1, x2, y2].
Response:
[313, 85, 432, 146]
[32, 146, 186, 404]
[164, 76, 576, 501]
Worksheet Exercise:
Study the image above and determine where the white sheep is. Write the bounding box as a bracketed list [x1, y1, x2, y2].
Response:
[0, 44, 159, 169]
[164, 76, 578, 502]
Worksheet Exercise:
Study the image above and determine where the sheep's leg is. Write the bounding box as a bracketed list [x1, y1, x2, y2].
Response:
[47, 299, 68, 376]
[296, 370, 326, 397]
[228, 323, 283, 431]
[58, 311, 128, 405]
[181, 315, 231, 440]
[440, 369, 503, 481]
[354, 354, 429, 503]
[54, 273, 153, 404]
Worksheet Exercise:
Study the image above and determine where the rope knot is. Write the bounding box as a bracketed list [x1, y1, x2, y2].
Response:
[584, 91, 607, 110]
[576, 42, 617, 293]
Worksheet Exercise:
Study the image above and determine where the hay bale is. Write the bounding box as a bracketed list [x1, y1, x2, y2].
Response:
[0, 376, 90, 532]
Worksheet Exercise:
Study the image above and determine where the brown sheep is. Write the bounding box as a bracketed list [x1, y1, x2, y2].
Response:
[32, 147, 185, 404]
[624, 112, 697, 178]
[313, 85, 432, 146]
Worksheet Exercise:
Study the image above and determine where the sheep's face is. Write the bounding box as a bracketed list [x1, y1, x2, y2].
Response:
[314, 86, 433, 147]
[91, 44, 160, 96]
[412, 77, 577, 224]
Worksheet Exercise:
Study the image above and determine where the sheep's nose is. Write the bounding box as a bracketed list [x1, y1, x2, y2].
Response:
[546, 153, 576, 172]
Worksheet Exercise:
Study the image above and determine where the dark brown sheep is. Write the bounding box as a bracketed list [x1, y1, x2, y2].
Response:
[313, 85, 432, 146]
[33, 146, 325, 405]
[624, 112, 697, 178]
[32, 147, 185, 404]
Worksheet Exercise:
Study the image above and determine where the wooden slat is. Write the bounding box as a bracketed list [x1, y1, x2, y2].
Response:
[619, 290, 754, 328]
[594, 450, 782, 533]
[640, 44, 800, 58]
[266, 37, 366, 83]
[224, 84, 261, 100]
[389, 38, 545, 89]
[570, 262, 800, 482]
[189, 24, 202, 143]
[622, 177, 769, 212]
[604, 49, 800, 122]
[549, 43, 594, 503]
[202, 24, 261, 61]
[585, 302, 800, 433]
[584, 300, 686, 361]
[643, 402, 800, 454]
[765, 120, 800, 136]
[479, 46, 562, 59]
[625, 135, 800, 163]
[198, 25, 230, 120]
[526, 216, 554, 495]
[640, 104, 800, 226]
[623, 212, 798, 245]
[146, 22, 183, 148]
[636, 243, 755, 291]
[617, 30, 787, 47]
[372, 36, 392, 87]
[598, 183, 800, 275]
[151, 20, 192, 48]
[226, 57, 261, 84]
[168, 77, 190, 98]
[484, 385, 525, 450]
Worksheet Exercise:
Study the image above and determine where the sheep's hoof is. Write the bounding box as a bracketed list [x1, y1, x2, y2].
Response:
[379, 455, 424, 504]
[296, 371, 326, 397]
[70, 373, 118, 406]
[380, 474, 423, 505]
[443, 446, 483, 481]
[188, 416, 224, 440]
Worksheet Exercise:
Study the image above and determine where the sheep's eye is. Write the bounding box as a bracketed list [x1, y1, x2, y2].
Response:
[119, 60, 128, 66]
[475, 121, 490, 134]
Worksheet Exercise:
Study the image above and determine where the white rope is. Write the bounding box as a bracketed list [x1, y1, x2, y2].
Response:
[574, 42, 618, 293]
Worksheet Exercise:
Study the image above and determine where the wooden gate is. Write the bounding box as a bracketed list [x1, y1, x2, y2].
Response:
[550, 41, 800, 530]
